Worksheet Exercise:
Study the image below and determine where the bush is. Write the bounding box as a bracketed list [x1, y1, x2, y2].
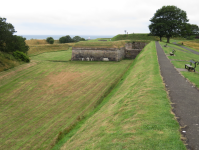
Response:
[80, 38, 86, 41]
[49, 39, 54, 44]
[59, 35, 73, 43]
[46, 37, 54, 44]
[73, 36, 81, 42]
[13, 51, 30, 62]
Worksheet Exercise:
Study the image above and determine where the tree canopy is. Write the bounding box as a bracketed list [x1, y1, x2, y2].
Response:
[149, 5, 189, 43]
[0, 17, 29, 54]
[59, 35, 74, 43]
[73, 36, 81, 42]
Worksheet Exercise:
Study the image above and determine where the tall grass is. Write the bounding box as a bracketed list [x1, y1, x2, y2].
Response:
[0, 51, 22, 72]
[178, 41, 199, 51]
[25, 39, 48, 45]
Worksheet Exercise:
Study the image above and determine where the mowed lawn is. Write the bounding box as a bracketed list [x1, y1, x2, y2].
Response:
[159, 42, 199, 88]
[0, 49, 133, 150]
[59, 42, 185, 150]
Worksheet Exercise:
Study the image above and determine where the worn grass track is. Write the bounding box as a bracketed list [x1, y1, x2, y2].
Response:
[0, 50, 133, 150]
[58, 41, 185, 150]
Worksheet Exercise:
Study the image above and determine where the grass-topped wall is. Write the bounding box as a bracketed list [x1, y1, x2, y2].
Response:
[111, 33, 159, 41]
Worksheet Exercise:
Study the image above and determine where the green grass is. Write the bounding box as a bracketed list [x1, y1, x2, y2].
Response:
[0, 50, 133, 150]
[73, 40, 127, 48]
[181, 72, 199, 88]
[30, 47, 72, 61]
[56, 41, 185, 150]
[111, 33, 159, 41]
[0, 51, 24, 72]
[159, 42, 199, 61]
[28, 44, 71, 56]
[159, 41, 199, 89]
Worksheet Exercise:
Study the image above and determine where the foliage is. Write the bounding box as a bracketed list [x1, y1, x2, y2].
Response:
[0, 51, 22, 72]
[49, 39, 54, 44]
[7, 35, 29, 53]
[80, 37, 86, 41]
[0, 17, 16, 52]
[0, 17, 29, 53]
[46, 37, 54, 44]
[13, 51, 30, 62]
[73, 36, 81, 42]
[59, 35, 74, 43]
[149, 5, 189, 43]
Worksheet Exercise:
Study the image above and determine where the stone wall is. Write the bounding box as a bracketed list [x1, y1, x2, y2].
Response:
[125, 49, 142, 59]
[125, 42, 147, 50]
[71, 47, 125, 61]
[71, 42, 147, 61]
[124, 42, 147, 59]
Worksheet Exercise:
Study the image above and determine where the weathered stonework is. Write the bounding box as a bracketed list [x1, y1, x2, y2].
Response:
[124, 42, 147, 59]
[71, 42, 147, 61]
[71, 47, 125, 61]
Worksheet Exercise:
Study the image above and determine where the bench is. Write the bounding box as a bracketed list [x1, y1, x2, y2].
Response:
[185, 60, 199, 72]
[170, 49, 176, 56]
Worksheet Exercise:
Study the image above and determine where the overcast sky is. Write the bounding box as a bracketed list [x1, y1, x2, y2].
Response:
[1, 0, 199, 35]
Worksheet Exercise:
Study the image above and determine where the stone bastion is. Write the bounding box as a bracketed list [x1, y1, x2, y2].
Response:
[71, 42, 147, 61]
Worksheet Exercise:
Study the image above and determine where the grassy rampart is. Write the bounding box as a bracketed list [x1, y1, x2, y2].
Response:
[73, 40, 127, 48]
[111, 33, 159, 41]
[55, 41, 185, 150]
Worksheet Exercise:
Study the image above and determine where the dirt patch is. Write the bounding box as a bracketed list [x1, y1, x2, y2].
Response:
[44, 72, 84, 88]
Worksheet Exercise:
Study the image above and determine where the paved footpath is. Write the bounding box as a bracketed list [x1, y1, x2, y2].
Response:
[173, 42, 199, 55]
[156, 41, 199, 150]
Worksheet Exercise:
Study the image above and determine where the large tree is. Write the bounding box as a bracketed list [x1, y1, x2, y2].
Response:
[0, 17, 16, 51]
[149, 5, 189, 43]
[0, 17, 29, 53]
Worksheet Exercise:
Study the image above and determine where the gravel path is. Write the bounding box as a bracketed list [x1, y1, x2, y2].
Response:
[156, 41, 199, 150]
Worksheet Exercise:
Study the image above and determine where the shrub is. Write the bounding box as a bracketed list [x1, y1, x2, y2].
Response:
[73, 36, 81, 42]
[46, 37, 54, 44]
[49, 39, 54, 44]
[80, 38, 86, 41]
[13, 51, 30, 62]
[59, 35, 73, 43]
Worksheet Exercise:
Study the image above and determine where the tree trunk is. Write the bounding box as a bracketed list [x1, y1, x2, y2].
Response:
[160, 36, 162, 41]
[167, 37, 170, 43]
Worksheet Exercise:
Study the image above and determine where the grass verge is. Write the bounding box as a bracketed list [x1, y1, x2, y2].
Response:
[159, 41, 199, 89]
[55, 41, 185, 150]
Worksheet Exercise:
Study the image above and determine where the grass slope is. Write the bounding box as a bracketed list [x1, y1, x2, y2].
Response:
[0, 51, 23, 72]
[59, 41, 185, 150]
[0, 50, 133, 150]
[111, 33, 159, 42]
